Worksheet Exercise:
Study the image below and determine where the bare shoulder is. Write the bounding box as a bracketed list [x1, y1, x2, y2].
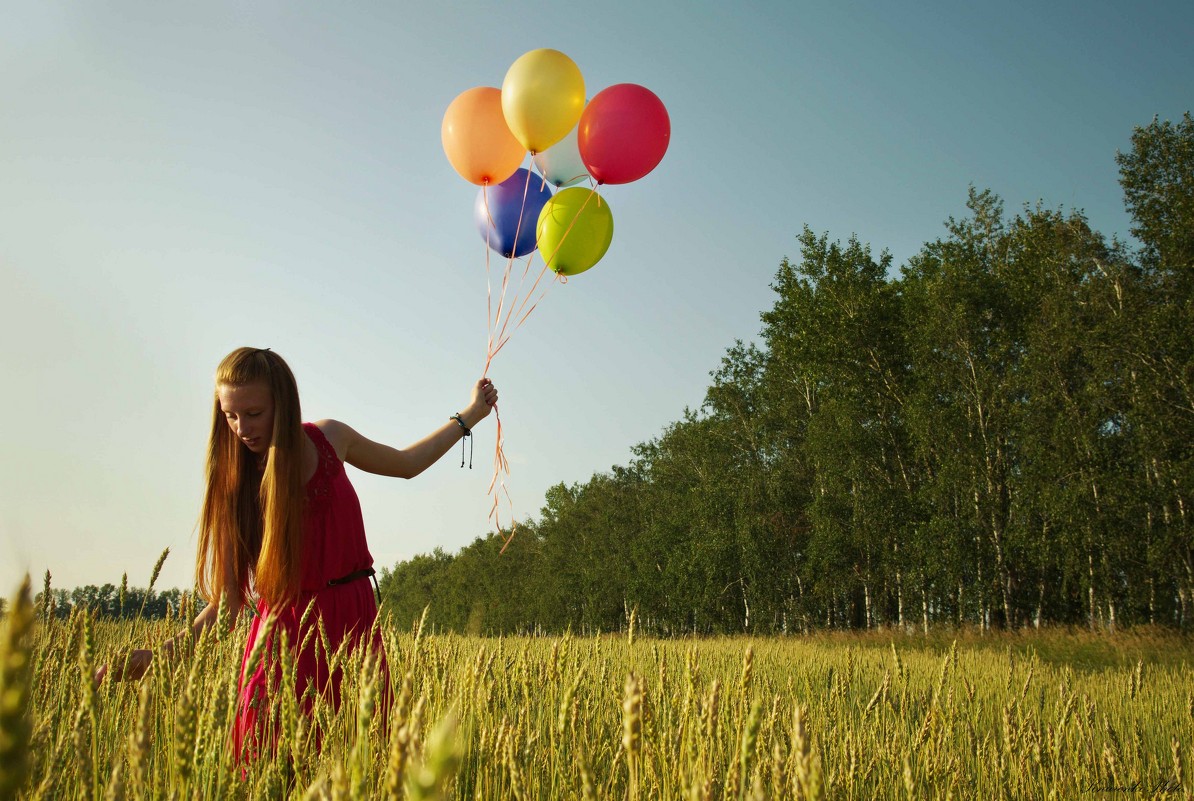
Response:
[312, 419, 359, 462]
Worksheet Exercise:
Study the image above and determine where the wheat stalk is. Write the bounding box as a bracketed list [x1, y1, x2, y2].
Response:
[0, 576, 35, 800]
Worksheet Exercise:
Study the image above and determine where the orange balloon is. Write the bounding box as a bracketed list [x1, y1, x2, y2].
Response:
[442, 87, 526, 185]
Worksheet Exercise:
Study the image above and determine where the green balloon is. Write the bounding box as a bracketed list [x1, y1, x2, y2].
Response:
[535, 188, 614, 276]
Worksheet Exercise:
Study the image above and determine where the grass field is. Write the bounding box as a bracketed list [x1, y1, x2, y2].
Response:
[2, 578, 1193, 799]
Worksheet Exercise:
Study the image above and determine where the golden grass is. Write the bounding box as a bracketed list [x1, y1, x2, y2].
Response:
[4, 583, 1193, 799]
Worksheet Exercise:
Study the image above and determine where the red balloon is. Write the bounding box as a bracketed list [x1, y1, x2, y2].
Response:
[578, 84, 670, 185]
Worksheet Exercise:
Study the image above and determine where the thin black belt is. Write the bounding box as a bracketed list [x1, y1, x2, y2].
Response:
[328, 567, 380, 605]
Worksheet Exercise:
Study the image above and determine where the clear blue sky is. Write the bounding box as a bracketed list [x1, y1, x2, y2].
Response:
[2, 1, 1191, 594]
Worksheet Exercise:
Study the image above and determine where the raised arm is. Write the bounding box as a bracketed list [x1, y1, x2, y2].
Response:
[320, 378, 498, 479]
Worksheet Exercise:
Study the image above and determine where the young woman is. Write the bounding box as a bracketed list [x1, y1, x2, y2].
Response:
[98, 346, 497, 756]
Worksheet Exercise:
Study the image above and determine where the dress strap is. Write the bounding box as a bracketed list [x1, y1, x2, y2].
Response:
[302, 422, 340, 465]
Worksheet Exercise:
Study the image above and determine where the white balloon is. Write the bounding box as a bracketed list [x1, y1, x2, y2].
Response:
[531, 124, 591, 188]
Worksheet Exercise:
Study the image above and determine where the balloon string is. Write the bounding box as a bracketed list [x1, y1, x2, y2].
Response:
[489, 168, 542, 358]
[479, 181, 515, 546]
[488, 403, 517, 554]
[488, 269, 562, 361]
[485, 162, 531, 372]
[483, 254, 532, 374]
[490, 179, 598, 365]
[495, 174, 599, 349]
[481, 169, 600, 554]
[490, 256, 548, 359]
[513, 166, 534, 283]
[491, 254, 541, 369]
[505, 185, 596, 339]
[487, 163, 529, 365]
[491, 256, 513, 361]
[482, 184, 496, 362]
[481, 262, 556, 535]
[482, 162, 532, 550]
[486, 409, 511, 493]
[489, 186, 595, 360]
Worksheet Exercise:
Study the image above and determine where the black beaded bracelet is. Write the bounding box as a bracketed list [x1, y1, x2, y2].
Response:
[450, 414, 473, 468]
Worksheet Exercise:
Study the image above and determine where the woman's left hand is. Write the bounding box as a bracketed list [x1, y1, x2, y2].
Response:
[466, 378, 498, 424]
[95, 648, 154, 683]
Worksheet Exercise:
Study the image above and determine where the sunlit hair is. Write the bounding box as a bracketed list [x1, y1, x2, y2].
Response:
[197, 347, 305, 609]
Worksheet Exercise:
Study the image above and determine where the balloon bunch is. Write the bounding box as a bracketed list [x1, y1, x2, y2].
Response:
[441, 48, 670, 544]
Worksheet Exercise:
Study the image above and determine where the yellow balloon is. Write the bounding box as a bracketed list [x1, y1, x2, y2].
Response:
[502, 49, 586, 154]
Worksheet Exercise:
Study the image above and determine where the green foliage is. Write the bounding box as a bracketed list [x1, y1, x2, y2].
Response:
[33, 586, 185, 621]
[1117, 112, 1194, 273]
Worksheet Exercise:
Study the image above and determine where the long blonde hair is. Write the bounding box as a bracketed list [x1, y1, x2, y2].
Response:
[197, 347, 305, 608]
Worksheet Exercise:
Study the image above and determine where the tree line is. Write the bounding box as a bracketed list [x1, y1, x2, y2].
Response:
[379, 114, 1194, 635]
[31, 585, 185, 620]
[29, 554, 181, 621]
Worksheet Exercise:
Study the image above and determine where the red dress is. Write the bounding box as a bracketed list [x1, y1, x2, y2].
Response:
[233, 422, 384, 758]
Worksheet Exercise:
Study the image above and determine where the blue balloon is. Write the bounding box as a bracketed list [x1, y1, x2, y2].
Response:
[474, 168, 553, 257]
